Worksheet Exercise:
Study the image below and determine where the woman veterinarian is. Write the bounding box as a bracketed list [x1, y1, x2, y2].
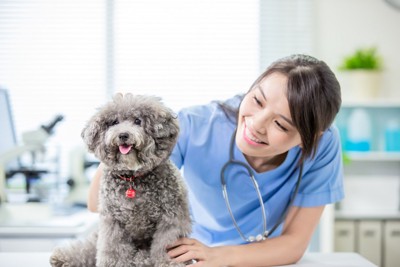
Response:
[88, 54, 344, 267]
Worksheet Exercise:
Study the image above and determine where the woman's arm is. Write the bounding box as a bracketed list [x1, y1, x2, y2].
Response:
[87, 163, 103, 212]
[168, 205, 325, 267]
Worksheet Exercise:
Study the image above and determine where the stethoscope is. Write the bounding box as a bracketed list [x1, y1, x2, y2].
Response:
[220, 130, 303, 243]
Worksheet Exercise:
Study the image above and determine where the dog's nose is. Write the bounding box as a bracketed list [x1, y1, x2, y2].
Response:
[119, 133, 129, 141]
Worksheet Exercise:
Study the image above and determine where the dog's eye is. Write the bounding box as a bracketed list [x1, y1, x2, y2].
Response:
[107, 119, 119, 127]
[134, 118, 142, 126]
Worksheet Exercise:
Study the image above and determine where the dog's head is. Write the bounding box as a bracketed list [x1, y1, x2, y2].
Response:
[81, 93, 179, 172]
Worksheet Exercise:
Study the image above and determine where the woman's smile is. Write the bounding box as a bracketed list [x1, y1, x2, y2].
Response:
[243, 121, 268, 146]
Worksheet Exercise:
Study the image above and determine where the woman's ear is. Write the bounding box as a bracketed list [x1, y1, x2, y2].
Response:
[298, 135, 304, 149]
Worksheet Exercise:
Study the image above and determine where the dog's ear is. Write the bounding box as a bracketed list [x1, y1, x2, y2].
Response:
[164, 111, 180, 141]
[81, 116, 101, 153]
[151, 107, 180, 152]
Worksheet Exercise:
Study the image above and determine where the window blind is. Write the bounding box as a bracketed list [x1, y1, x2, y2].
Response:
[0, 0, 314, 177]
[260, 0, 315, 68]
[112, 0, 260, 112]
[0, 0, 107, 177]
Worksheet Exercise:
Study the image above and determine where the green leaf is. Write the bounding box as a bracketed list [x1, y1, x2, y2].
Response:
[339, 47, 382, 70]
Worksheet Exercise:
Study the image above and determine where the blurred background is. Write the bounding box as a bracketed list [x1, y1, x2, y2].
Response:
[0, 1, 399, 266]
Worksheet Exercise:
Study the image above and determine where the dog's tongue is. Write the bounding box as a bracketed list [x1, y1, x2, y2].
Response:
[119, 145, 132, 155]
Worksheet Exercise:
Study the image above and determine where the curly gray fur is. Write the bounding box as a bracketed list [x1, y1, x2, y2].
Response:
[50, 93, 192, 267]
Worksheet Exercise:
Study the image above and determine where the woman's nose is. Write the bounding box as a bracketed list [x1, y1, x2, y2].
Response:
[252, 112, 268, 135]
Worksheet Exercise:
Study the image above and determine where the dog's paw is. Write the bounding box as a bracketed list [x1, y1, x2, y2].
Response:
[153, 260, 186, 267]
[49, 248, 70, 267]
[132, 249, 152, 266]
[169, 262, 187, 267]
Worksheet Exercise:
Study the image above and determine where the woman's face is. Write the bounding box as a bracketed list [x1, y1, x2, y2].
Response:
[236, 72, 302, 159]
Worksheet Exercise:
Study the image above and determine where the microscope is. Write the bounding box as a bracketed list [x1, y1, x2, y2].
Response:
[0, 115, 64, 204]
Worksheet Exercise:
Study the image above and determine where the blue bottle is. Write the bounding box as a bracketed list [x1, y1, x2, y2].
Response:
[385, 120, 400, 152]
[346, 109, 372, 152]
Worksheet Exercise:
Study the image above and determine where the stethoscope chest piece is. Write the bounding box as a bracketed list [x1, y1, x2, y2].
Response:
[248, 232, 269, 242]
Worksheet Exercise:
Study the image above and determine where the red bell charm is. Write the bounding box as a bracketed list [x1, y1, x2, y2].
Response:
[125, 188, 136, 199]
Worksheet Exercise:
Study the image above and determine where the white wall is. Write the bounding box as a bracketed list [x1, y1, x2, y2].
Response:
[314, 0, 400, 98]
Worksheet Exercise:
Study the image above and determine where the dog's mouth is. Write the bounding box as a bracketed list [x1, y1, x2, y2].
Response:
[119, 144, 133, 155]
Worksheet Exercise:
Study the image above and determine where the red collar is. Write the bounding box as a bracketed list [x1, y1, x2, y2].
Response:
[117, 172, 143, 181]
[116, 172, 144, 200]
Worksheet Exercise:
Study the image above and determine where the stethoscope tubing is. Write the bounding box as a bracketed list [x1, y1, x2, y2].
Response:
[221, 159, 267, 241]
[220, 130, 303, 242]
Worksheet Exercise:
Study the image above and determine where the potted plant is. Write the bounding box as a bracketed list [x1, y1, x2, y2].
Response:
[338, 47, 383, 100]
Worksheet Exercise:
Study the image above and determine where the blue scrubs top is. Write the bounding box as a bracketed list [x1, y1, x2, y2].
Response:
[170, 96, 344, 246]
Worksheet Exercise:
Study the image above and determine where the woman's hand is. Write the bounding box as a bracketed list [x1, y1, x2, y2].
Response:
[167, 238, 228, 267]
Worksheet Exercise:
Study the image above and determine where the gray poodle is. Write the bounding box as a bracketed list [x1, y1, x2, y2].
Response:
[50, 93, 192, 267]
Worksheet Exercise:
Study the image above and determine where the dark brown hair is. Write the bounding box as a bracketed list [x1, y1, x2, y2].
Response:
[220, 54, 342, 163]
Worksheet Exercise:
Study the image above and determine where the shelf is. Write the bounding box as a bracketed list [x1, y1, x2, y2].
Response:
[335, 209, 400, 220]
[345, 151, 400, 161]
[342, 99, 400, 108]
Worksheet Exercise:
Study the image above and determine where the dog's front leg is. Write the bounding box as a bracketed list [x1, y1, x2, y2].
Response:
[150, 217, 191, 267]
[50, 230, 98, 267]
[97, 216, 151, 267]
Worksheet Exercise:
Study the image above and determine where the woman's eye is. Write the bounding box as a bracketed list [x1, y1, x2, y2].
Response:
[275, 121, 288, 132]
[134, 118, 142, 126]
[253, 96, 262, 107]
